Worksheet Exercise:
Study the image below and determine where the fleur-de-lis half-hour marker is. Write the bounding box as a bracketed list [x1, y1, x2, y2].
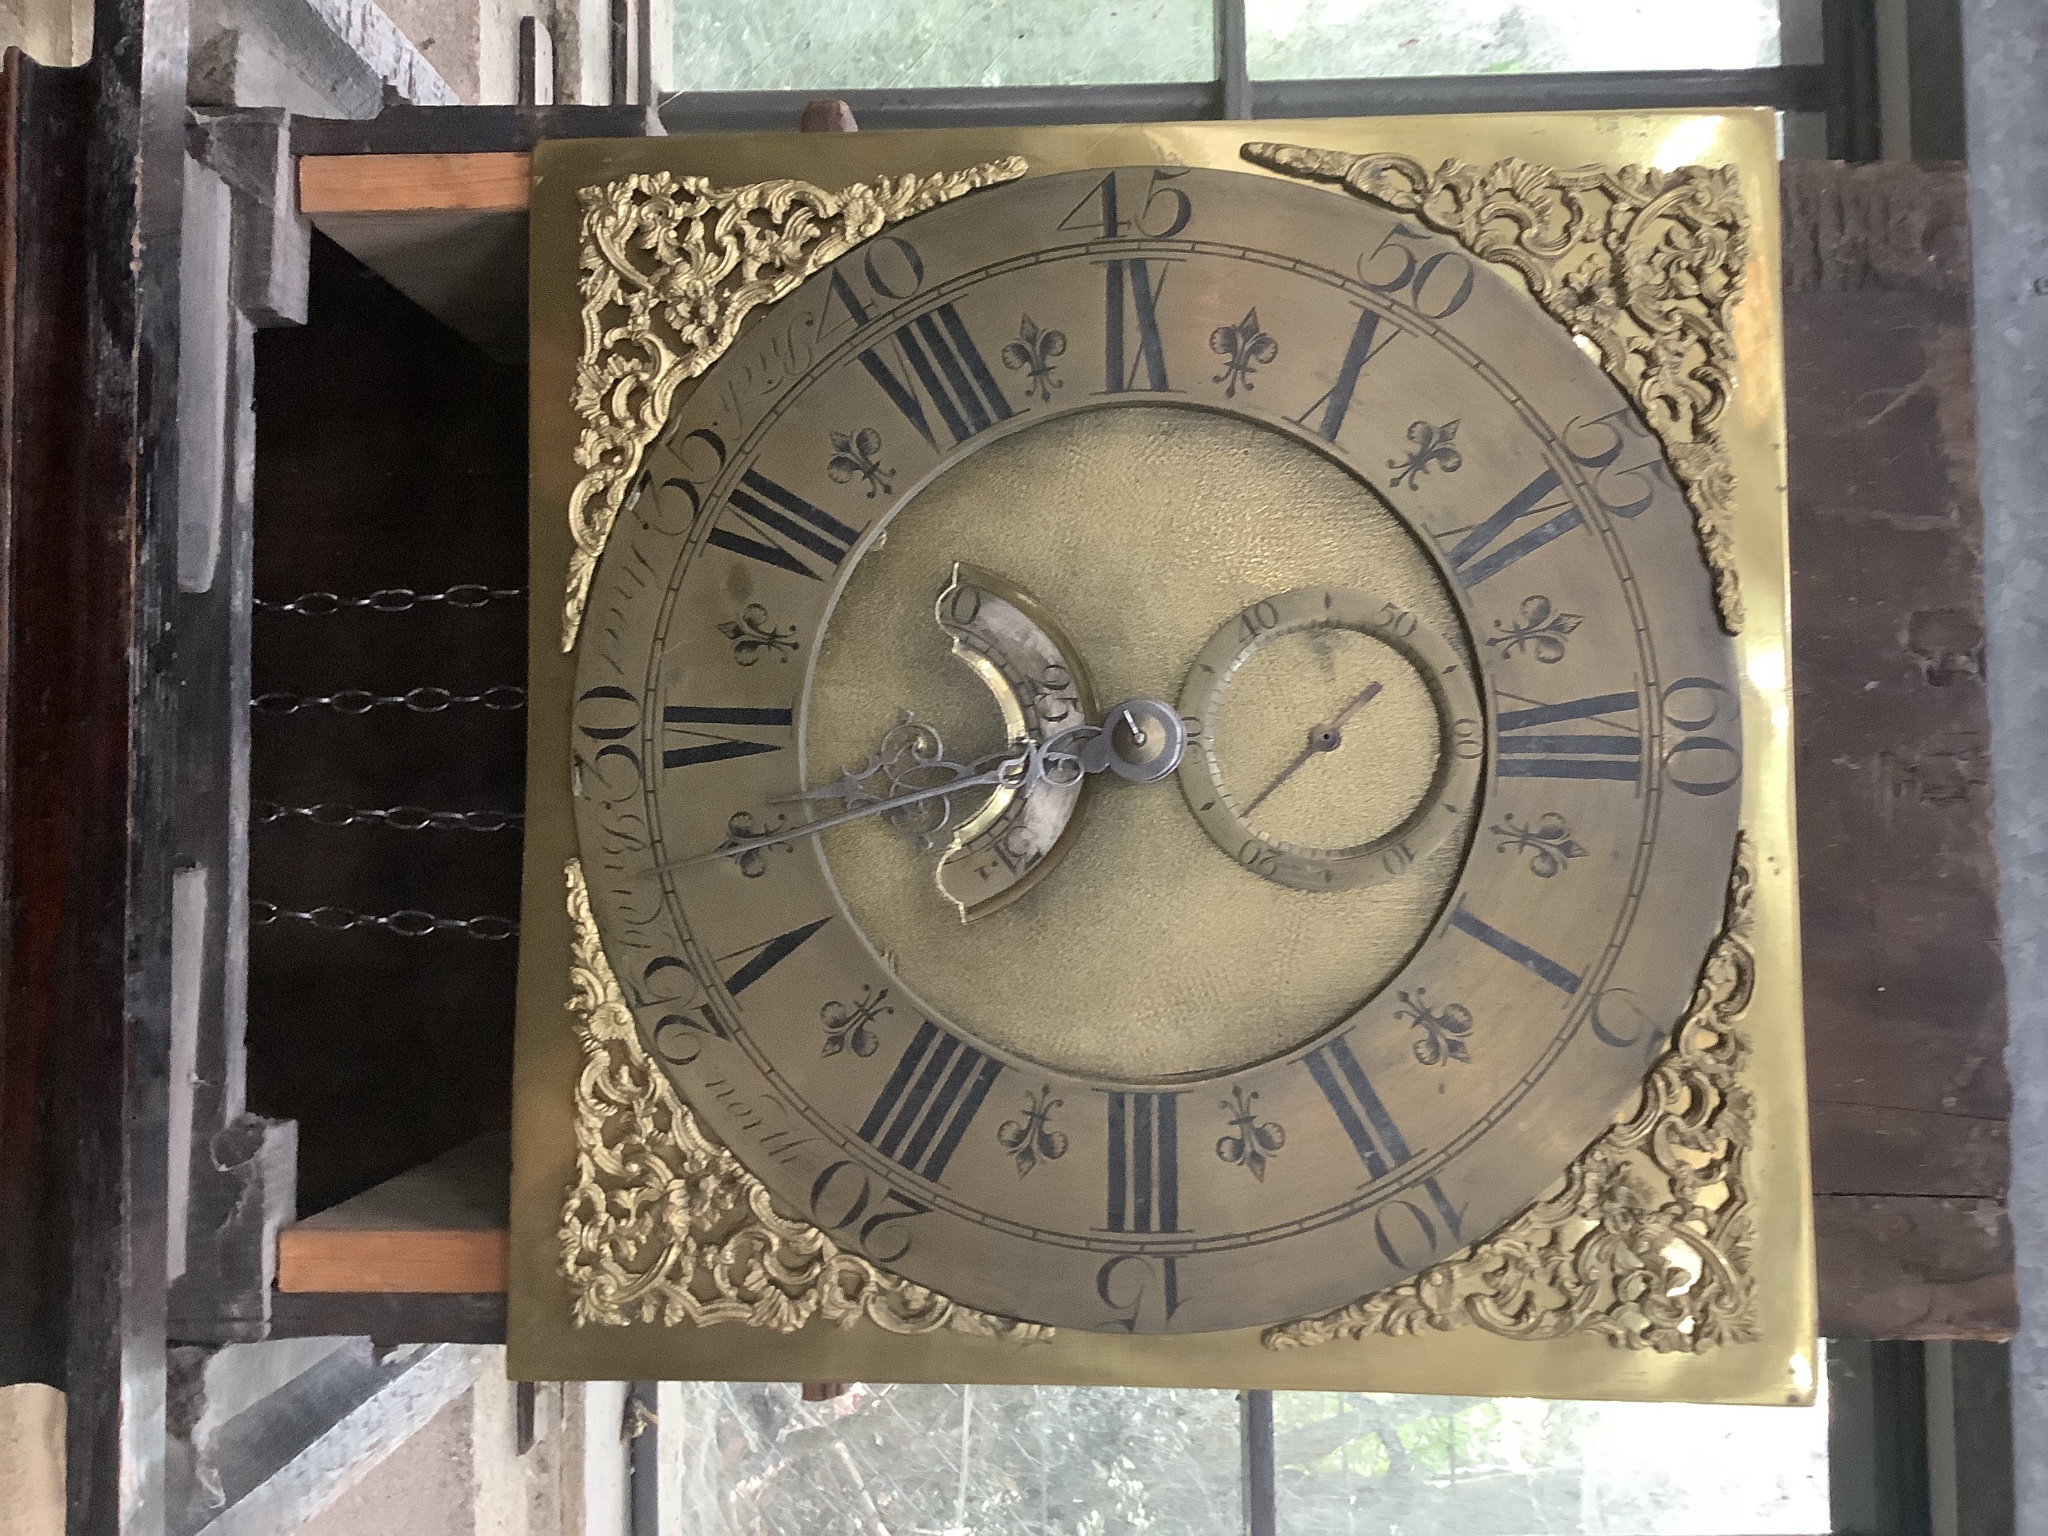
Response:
[826, 427, 893, 498]
[1486, 594, 1583, 664]
[1388, 418, 1463, 489]
[1000, 314, 1067, 403]
[997, 1085, 1068, 1177]
[1394, 987, 1476, 1068]
[719, 810, 793, 878]
[819, 984, 894, 1058]
[718, 602, 799, 666]
[1214, 1084, 1285, 1181]
[1210, 308, 1278, 398]
[1490, 810, 1587, 878]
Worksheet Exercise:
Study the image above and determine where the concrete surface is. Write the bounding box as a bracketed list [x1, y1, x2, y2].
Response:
[285, 1362, 600, 1535]
[1964, 0, 2048, 1532]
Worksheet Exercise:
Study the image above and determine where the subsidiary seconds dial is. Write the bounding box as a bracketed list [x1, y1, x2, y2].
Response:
[1177, 586, 1483, 891]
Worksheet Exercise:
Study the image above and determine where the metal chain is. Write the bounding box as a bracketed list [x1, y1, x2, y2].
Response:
[250, 899, 518, 941]
[255, 584, 526, 617]
[251, 685, 527, 715]
[252, 801, 524, 833]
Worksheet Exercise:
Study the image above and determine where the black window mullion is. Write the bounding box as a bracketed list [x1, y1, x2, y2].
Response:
[1216, 0, 1250, 119]
[1241, 1388, 1277, 1536]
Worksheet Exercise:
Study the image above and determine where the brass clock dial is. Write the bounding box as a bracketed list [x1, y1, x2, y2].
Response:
[569, 164, 1742, 1335]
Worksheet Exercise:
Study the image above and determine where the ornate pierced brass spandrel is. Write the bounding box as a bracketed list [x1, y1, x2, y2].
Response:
[563, 157, 1029, 650]
[1242, 141, 1748, 632]
[557, 858, 1052, 1342]
[1265, 833, 1757, 1354]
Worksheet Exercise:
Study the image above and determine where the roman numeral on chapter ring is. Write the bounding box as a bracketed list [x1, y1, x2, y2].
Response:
[857, 304, 1013, 450]
[714, 916, 831, 998]
[1447, 900, 1582, 994]
[1442, 468, 1584, 588]
[707, 468, 861, 583]
[1100, 258, 1172, 392]
[1104, 1092, 1181, 1232]
[1496, 690, 1642, 782]
[1302, 1034, 1412, 1180]
[856, 1019, 1003, 1184]
[660, 704, 791, 770]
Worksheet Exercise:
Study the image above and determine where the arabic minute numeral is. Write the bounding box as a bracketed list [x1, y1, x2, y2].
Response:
[1057, 168, 1193, 240]
[1095, 1253, 1185, 1332]
[1661, 676, 1742, 796]
[1371, 1179, 1468, 1270]
[1357, 221, 1476, 319]
[807, 1159, 930, 1264]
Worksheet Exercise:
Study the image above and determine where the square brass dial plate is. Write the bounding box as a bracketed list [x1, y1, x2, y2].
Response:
[510, 111, 1813, 1404]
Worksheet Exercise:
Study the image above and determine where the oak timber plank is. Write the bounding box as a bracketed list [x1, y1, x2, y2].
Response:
[1783, 160, 2014, 1337]
[1808, 1101, 2009, 1200]
[297, 151, 530, 215]
[1815, 1195, 2016, 1339]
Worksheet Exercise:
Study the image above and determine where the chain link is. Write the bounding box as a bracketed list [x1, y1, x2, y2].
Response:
[251, 685, 527, 716]
[255, 584, 526, 617]
[252, 801, 523, 833]
[250, 899, 519, 941]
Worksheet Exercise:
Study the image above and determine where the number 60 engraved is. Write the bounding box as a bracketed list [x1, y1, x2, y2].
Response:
[1660, 677, 1741, 797]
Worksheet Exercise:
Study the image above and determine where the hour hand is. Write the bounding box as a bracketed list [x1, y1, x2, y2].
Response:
[658, 700, 1184, 878]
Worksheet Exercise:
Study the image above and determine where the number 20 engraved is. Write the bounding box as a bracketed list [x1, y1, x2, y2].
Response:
[808, 1159, 930, 1264]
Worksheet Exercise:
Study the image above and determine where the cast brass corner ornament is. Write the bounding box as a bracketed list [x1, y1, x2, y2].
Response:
[562, 157, 1031, 651]
[1242, 141, 1749, 633]
[1265, 833, 1758, 1353]
[556, 858, 1054, 1342]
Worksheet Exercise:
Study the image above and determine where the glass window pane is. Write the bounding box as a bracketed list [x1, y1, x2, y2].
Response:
[665, 1380, 1243, 1535]
[669, 0, 1214, 92]
[1246, 0, 1780, 79]
[1272, 1386, 1829, 1535]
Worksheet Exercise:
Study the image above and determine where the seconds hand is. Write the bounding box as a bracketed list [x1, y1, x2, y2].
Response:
[1242, 680, 1383, 816]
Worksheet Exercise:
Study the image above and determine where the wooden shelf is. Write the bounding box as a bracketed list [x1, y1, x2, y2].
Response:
[278, 1134, 510, 1295]
[298, 152, 531, 215]
[295, 152, 531, 362]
